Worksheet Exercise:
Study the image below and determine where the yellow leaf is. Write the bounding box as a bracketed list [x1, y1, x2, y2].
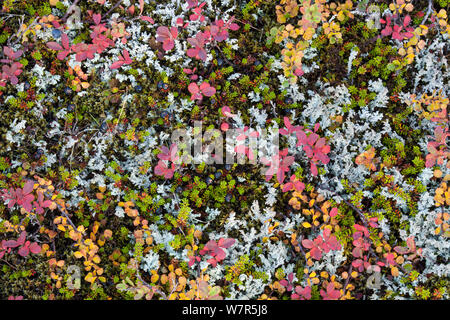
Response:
[417, 40, 426, 50]
[151, 274, 159, 283]
[125, 201, 134, 207]
[434, 169, 443, 178]
[405, 3, 413, 12]
[104, 229, 113, 238]
[85, 273, 96, 283]
[74, 251, 83, 259]
[49, 0, 59, 6]
[92, 223, 99, 235]
[391, 266, 399, 277]
[302, 222, 312, 228]
[57, 225, 66, 232]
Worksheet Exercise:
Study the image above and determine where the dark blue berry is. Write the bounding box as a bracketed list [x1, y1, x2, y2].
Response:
[156, 207, 162, 215]
[206, 177, 213, 185]
[52, 29, 61, 39]
[24, 82, 31, 90]
[27, 59, 36, 69]
[157, 81, 164, 90]
[100, 122, 108, 132]
[162, 83, 169, 90]
[224, 164, 231, 171]
[214, 171, 222, 179]
[34, 149, 44, 160]
[160, 110, 168, 118]
[254, 60, 261, 66]
[225, 194, 232, 202]
[64, 87, 72, 95]
[135, 85, 142, 92]
[67, 104, 75, 112]
[217, 58, 224, 66]
[176, 186, 183, 194]
[210, 98, 216, 105]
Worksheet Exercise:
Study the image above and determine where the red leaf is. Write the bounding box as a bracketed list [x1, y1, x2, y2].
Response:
[140, 16, 154, 24]
[22, 180, 34, 194]
[170, 27, 178, 39]
[139, 0, 145, 15]
[29, 242, 41, 254]
[302, 239, 314, 249]
[330, 207, 338, 217]
[205, 240, 218, 251]
[207, 258, 217, 267]
[18, 245, 29, 257]
[122, 49, 132, 64]
[3, 47, 13, 59]
[310, 247, 322, 260]
[403, 15, 411, 27]
[61, 33, 70, 50]
[394, 246, 409, 254]
[310, 162, 318, 176]
[381, 26, 392, 36]
[93, 13, 102, 25]
[314, 123, 320, 132]
[57, 51, 69, 61]
[110, 60, 124, 70]
[2, 240, 19, 248]
[282, 182, 293, 192]
[17, 231, 26, 246]
[162, 39, 174, 51]
[188, 82, 199, 94]
[229, 23, 239, 31]
[201, 85, 216, 97]
[47, 42, 63, 51]
[215, 248, 226, 261]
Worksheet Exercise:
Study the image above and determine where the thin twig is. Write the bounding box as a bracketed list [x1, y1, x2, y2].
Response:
[0, 258, 17, 270]
[104, 0, 124, 19]
[421, 0, 434, 25]
[62, 0, 81, 22]
[136, 270, 168, 300]
[343, 264, 352, 295]
[11, 17, 38, 46]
